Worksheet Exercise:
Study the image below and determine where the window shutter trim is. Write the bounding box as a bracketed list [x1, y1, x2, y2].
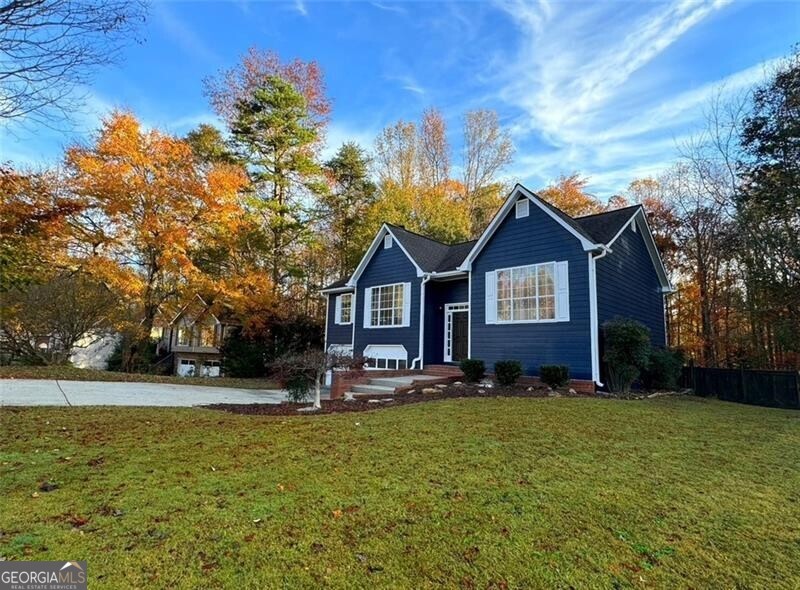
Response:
[402, 282, 412, 327]
[363, 288, 372, 328]
[485, 271, 497, 324]
[556, 261, 570, 321]
[334, 295, 342, 324]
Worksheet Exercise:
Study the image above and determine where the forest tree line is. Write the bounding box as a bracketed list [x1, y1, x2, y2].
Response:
[1, 46, 797, 371]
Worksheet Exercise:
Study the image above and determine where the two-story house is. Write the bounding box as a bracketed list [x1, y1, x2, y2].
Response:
[159, 295, 237, 377]
[321, 184, 672, 391]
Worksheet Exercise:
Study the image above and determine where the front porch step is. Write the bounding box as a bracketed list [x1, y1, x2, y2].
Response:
[350, 383, 396, 395]
[368, 375, 441, 389]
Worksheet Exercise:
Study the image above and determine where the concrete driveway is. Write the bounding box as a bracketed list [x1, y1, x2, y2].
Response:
[0, 379, 290, 407]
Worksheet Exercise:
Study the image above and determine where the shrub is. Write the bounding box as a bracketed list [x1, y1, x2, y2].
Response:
[641, 348, 684, 390]
[603, 318, 651, 394]
[494, 360, 523, 386]
[285, 373, 312, 403]
[540, 365, 569, 389]
[459, 358, 485, 382]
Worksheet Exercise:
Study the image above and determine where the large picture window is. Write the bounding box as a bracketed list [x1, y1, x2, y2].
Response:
[370, 283, 404, 327]
[496, 262, 556, 322]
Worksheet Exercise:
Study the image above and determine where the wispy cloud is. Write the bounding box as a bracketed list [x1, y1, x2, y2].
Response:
[371, 2, 407, 15]
[294, 0, 308, 17]
[490, 0, 739, 196]
[155, 4, 221, 65]
[385, 74, 426, 96]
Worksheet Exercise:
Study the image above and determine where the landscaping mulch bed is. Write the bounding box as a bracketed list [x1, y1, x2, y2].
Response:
[203, 382, 588, 416]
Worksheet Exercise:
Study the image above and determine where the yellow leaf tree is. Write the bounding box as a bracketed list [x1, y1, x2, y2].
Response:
[65, 111, 249, 343]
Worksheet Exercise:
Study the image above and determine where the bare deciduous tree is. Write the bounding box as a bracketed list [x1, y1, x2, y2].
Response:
[461, 109, 514, 234]
[0, 272, 120, 364]
[418, 107, 450, 188]
[0, 0, 147, 124]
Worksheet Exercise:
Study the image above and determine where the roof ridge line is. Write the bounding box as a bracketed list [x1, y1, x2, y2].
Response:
[574, 203, 643, 219]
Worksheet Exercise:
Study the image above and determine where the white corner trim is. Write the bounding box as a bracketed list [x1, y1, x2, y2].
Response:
[467, 271, 472, 358]
[458, 184, 602, 271]
[348, 225, 424, 286]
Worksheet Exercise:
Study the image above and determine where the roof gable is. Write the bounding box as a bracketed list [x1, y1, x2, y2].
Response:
[459, 184, 602, 270]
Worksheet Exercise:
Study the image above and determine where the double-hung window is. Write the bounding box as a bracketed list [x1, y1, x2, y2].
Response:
[364, 283, 409, 328]
[372, 283, 404, 327]
[334, 293, 353, 325]
[492, 262, 563, 323]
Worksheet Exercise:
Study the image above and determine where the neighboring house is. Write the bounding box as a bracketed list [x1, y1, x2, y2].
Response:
[321, 184, 672, 389]
[158, 295, 237, 377]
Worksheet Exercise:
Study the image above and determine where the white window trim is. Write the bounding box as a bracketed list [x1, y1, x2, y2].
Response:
[334, 293, 353, 325]
[515, 199, 529, 218]
[363, 282, 411, 329]
[384, 234, 393, 249]
[443, 302, 469, 362]
[493, 261, 566, 324]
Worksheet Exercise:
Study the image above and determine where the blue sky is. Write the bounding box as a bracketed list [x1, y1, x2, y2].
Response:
[2, 0, 797, 198]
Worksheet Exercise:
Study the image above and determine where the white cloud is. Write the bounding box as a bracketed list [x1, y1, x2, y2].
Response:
[294, 0, 308, 17]
[321, 120, 380, 160]
[155, 4, 221, 65]
[371, 2, 407, 15]
[486, 0, 756, 196]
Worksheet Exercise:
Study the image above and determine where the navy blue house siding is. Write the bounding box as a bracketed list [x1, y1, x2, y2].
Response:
[353, 241, 422, 363]
[470, 201, 593, 379]
[424, 278, 469, 365]
[325, 292, 354, 346]
[597, 221, 666, 346]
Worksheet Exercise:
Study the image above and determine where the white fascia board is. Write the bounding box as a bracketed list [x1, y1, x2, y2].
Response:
[636, 209, 673, 291]
[605, 208, 643, 249]
[458, 184, 602, 271]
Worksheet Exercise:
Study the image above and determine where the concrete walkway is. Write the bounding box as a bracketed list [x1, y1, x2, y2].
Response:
[0, 379, 292, 407]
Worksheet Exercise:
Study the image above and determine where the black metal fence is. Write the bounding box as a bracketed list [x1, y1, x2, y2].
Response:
[681, 366, 800, 409]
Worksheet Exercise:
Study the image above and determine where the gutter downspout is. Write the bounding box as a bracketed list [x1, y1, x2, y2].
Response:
[589, 246, 610, 387]
[411, 274, 431, 370]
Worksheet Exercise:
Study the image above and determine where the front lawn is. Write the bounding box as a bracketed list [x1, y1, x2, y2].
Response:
[1, 397, 798, 588]
[0, 365, 278, 390]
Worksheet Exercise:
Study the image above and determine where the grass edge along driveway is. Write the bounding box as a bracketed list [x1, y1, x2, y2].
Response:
[1, 396, 798, 589]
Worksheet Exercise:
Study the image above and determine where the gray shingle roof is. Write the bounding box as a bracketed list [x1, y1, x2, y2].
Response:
[386, 224, 476, 273]
[574, 204, 641, 244]
[322, 199, 641, 291]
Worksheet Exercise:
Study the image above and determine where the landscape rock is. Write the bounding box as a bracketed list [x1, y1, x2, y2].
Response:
[478, 389, 485, 394]
[367, 399, 381, 403]
[435, 383, 448, 389]
[453, 381, 463, 385]
[422, 387, 439, 394]
[343, 392, 356, 402]
[297, 406, 320, 413]
[568, 388, 577, 395]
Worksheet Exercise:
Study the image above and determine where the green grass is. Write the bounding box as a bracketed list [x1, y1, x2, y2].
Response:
[1, 397, 798, 589]
[0, 365, 277, 390]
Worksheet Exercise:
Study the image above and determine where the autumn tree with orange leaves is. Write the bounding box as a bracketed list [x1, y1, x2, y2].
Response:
[64, 111, 249, 348]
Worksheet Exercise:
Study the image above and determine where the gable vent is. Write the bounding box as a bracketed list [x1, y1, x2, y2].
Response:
[515, 199, 529, 219]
